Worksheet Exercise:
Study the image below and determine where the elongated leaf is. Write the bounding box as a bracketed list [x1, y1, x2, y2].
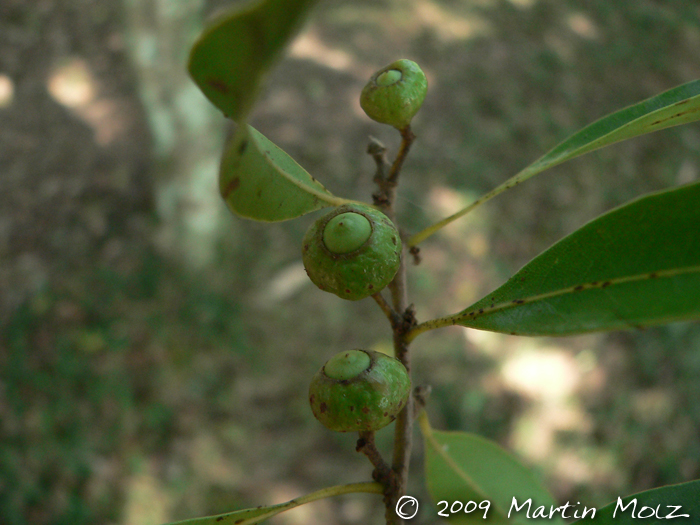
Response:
[188, 0, 318, 121]
[220, 125, 346, 221]
[416, 181, 700, 337]
[163, 482, 382, 525]
[517, 80, 700, 181]
[419, 412, 563, 525]
[577, 480, 700, 524]
[409, 80, 700, 247]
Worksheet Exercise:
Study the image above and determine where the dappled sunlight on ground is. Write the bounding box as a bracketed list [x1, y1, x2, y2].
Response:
[47, 58, 96, 108]
[501, 344, 583, 401]
[290, 30, 357, 73]
[0, 73, 15, 107]
[412, 0, 491, 43]
[506, 0, 538, 8]
[47, 57, 128, 146]
[566, 12, 600, 40]
[266, 484, 333, 525]
[122, 467, 169, 525]
[460, 327, 636, 493]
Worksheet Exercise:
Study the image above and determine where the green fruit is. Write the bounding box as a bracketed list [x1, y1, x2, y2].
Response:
[302, 203, 401, 301]
[309, 349, 411, 433]
[360, 59, 428, 130]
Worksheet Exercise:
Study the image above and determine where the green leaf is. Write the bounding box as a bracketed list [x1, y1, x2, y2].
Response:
[412, 181, 700, 338]
[220, 125, 348, 221]
[419, 412, 563, 525]
[577, 480, 700, 524]
[188, 0, 319, 121]
[409, 79, 700, 247]
[163, 482, 383, 525]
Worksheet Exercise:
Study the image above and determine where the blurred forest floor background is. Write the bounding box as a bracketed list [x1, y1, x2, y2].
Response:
[2, 0, 700, 524]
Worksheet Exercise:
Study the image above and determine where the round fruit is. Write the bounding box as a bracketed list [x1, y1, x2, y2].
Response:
[302, 203, 401, 301]
[308, 349, 411, 433]
[360, 59, 428, 130]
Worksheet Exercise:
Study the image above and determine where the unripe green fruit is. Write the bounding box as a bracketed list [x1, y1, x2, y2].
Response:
[302, 203, 401, 301]
[360, 59, 428, 130]
[309, 349, 411, 433]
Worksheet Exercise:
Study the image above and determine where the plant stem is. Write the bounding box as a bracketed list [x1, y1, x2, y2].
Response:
[357, 431, 394, 488]
[369, 128, 417, 524]
[388, 258, 413, 517]
[372, 292, 399, 327]
[368, 136, 389, 182]
[405, 315, 456, 343]
[387, 127, 416, 184]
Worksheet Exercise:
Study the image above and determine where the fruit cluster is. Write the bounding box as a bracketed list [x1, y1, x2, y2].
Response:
[303, 59, 427, 434]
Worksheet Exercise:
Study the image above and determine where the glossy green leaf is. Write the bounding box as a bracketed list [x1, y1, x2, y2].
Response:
[188, 0, 319, 121]
[411, 181, 700, 338]
[419, 412, 563, 525]
[576, 480, 700, 524]
[409, 80, 700, 247]
[220, 125, 347, 221]
[163, 482, 383, 525]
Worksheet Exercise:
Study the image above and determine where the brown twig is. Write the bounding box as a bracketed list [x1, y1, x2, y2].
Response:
[388, 301, 415, 518]
[368, 136, 389, 183]
[365, 129, 419, 524]
[412, 385, 432, 419]
[387, 126, 416, 184]
[372, 292, 400, 328]
[409, 245, 421, 265]
[372, 126, 415, 225]
[357, 431, 393, 486]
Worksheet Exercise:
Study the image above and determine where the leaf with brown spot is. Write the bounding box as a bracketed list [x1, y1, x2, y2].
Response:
[435, 182, 700, 336]
[220, 125, 347, 221]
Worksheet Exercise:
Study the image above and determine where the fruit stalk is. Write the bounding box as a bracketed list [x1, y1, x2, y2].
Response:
[357, 431, 393, 486]
[387, 127, 416, 184]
